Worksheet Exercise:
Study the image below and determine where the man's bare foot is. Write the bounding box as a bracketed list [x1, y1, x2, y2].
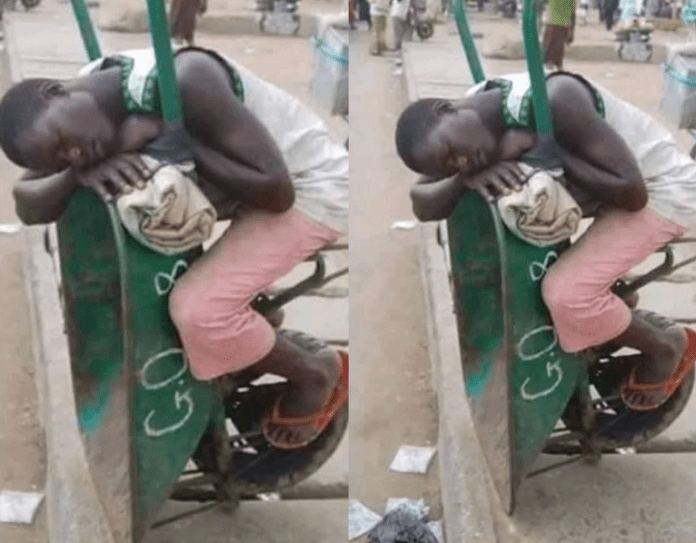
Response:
[621, 314, 688, 410]
[263, 348, 343, 448]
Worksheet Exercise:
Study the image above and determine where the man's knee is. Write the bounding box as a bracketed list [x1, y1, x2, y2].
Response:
[541, 266, 574, 317]
[169, 282, 210, 332]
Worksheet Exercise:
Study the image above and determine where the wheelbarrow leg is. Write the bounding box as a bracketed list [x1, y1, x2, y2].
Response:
[577, 370, 602, 465]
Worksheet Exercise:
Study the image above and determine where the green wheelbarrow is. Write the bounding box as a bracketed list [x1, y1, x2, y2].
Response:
[45, 2, 349, 541]
[447, 0, 696, 514]
[447, 190, 696, 514]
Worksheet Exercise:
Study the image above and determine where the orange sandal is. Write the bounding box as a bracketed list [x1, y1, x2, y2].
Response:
[262, 350, 349, 450]
[620, 328, 696, 411]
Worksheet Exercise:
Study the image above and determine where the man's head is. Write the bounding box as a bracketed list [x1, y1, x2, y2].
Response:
[395, 97, 497, 178]
[0, 78, 116, 172]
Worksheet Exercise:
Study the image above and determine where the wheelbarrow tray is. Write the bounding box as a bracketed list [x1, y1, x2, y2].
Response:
[56, 188, 219, 542]
[446, 191, 585, 513]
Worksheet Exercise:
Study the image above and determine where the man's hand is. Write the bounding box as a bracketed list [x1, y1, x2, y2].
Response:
[73, 153, 151, 202]
[463, 161, 527, 203]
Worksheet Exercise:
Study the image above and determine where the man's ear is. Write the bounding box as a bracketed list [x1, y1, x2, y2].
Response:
[433, 100, 455, 116]
[40, 81, 67, 100]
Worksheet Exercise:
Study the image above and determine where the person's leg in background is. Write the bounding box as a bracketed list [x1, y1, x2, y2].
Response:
[170, 0, 205, 46]
[370, 0, 389, 55]
[390, 0, 411, 51]
[542, 0, 576, 70]
[169, 208, 344, 447]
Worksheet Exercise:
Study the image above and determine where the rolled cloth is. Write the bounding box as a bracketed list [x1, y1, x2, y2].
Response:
[497, 163, 581, 248]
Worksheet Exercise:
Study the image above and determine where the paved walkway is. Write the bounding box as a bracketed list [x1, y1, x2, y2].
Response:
[403, 10, 696, 543]
[2, 1, 347, 542]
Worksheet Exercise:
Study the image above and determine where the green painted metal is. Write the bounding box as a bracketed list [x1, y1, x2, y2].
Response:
[69, 0, 102, 60]
[452, 0, 486, 83]
[447, 191, 584, 513]
[60, 1, 221, 540]
[145, 0, 183, 124]
[58, 190, 217, 541]
[522, 0, 553, 135]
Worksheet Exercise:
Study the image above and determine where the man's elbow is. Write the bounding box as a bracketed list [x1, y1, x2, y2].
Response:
[15, 204, 53, 225]
[264, 174, 295, 213]
[411, 191, 445, 222]
[620, 179, 648, 212]
[13, 190, 53, 225]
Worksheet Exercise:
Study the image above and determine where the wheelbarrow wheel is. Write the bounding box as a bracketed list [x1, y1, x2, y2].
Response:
[21, 0, 41, 10]
[561, 312, 694, 450]
[191, 329, 348, 495]
[416, 21, 434, 40]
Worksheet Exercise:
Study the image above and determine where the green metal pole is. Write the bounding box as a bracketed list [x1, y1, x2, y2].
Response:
[522, 0, 552, 135]
[145, 0, 183, 125]
[452, 0, 486, 84]
[69, 0, 102, 61]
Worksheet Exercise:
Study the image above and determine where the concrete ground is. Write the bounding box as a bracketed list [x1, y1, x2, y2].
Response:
[402, 8, 696, 543]
[349, 22, 443, 543]
[1, 1, 347, 542]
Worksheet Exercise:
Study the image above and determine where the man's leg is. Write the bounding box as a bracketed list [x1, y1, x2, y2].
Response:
[541, 207, 687, 406]
[392, 16, 408, 51]
[370, 14, 388, 55]
[169, 208, 342, 445]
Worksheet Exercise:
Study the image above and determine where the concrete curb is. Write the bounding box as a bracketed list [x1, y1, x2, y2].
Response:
[402, 43, 499, 543]
[482, 39, 667, 65]
[99, 10, 322, 39]
[4, 17, 116, 543]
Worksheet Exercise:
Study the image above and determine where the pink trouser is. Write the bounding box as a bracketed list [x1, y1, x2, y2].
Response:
[541, 207, 686, 353]
[169, 208, 341, 380]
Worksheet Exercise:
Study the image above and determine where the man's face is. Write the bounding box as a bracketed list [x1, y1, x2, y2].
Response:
[413, 109, 497, 179]
[18, 90, 116, 173]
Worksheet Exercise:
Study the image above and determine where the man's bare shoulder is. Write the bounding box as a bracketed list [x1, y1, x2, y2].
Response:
[546, 73, 597, 109]
[175, 49, 234, 95]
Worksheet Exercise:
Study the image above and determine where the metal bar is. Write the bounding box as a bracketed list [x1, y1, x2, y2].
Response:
[543, 437, 696, 455]
[145, 0, 183, 124]
[543, 431, 586, 446]
[526, 454, 587, 477]
[522, 0, 552, 135]
[168, 481, 348, 505]
[106, 204, 140, 541]
[69, 0, 102, 60]
[150, 503, 220, 529]
[452, 0, 486, 83]
[613, 247, 674, 297]
[663, 253, 696, 275]
[321, 243, 348, 251]
[172, 474, 219, 493]
[259, 256, 327, 312]
[324, 339, 349, 346]
[254, 482, 348, 501]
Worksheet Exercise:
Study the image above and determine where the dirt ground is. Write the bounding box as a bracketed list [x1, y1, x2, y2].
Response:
[0, 43, 49, 543]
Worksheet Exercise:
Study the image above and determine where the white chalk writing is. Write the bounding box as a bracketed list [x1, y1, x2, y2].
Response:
[140, 348, 189, 391]
[154, 260, 189, 296]
[517, 325, 558, 361]
[143, 389, 195, 437]
[520, 360, 563, 401]
[529, 251, 558, 282]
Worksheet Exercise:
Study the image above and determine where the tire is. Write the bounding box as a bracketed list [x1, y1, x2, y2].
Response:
[21, 0, 41, 9]
[292, 14, 301, 36]
[416, 22, 434, 40]
[689, 144, 696, 161]
[191, 329, 348, 494]
[561, 310, 694, 449]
